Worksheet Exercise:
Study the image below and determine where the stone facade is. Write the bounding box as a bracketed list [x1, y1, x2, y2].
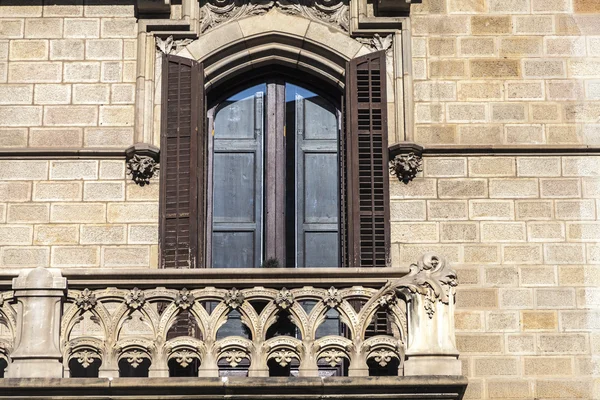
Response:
[0, 0, 598, 399]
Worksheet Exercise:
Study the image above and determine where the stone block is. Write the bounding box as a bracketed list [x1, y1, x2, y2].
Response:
[506, 125, 545, 144]
[111, 83, 135, 104]
[33, 182, 82, 201]
[0, 181, 30, 202]
[547, 125, 581, 144]
[455, 266, 481, 284]
[411, 16, 470, 35]
[446, 103, 486, 122]
[0, 225, 33, 245]
[500, 37, 542, 56]
[536, 288, 576, 308]
[415, 103, 444, 123]
[470, 200, 514, 220]
[487, 311, 519, 331]
[414, 81, 456, 101]
[103, 246, 150, 267]
[0, 20, 24, 38]
[547, 37, 586, 57]
[128, 224, 158, 244]
[9, 62, 62, 83]
[567, 222, 600, 241]
[448, 0, 485, 12]
[126, 182, 159, 201]
[80, 225, 126, 244]
[49, 39, 85, 60]
[563, 157, 600, 177]
[459, 38, 495, 56]
[506, 334, 535, 354]
[469, 157, 515, 177]
[583, 178, 600, 197]
[500, 288, 533, 308]
[527, 221, 565, 242]
[487, 380, 531, 398]
[440, 222, 478, 242]
[473, 358, 519, 376]
[523, 310, 558, 330]
[489, 178, 539, 198]
[545, 243, 585, 264]
[490, 103, 527, 122]
[564, 103, 600, 122]
[523, 59, 565, 78]
[489, 0, 530, 11]
[0, 128, 27, 147]
[485, 267, 519, 286]
[123, 39, 136, 60]
[83, 181, 124, 201]
[517, 157, 561, 177]
[423, 158, 466, 177]
[536, 379, 592, 399]
[100, 18, 137, 38]
[556, 15, 600, 35]
[390, 178, 437, 199]
[540, 178, 581, 198]
[72, 83, 110, 104]
[503, 244, 543, 264]
[506, 81, 544, 100]
[63, 62, 100, 83]
[99, 160, 125, 179]
[555, 200, 596, 220]
[86, 39, 123, 60]
[0, 160, 47, 180]
[29, 128, 82, 147]
[471, 59, 520, 78]
[577, 288, 600, 307]
[99, 105, 134, 126]
[438, 179, 487, 198]
[0, 84, 33, 104]
[122, 61, 135, 83]
[107, 203, 158, 223]
[532, 0, 570, 11]
[531, 104, 561, 122]
[456, 334, 503, 353]
[463, 380, 483, 399]
[44, 105, 98, 126]
[427, 200, 468, 220]
[34, 225, 79, 245]
[7, 204, 49, 223]
[391, 222, 438, 243]
[520, 266, 557, 286]
[429, 60, 466, 78]
[43, 1, 84, 17]
[427, 38, 455, 56]
[471, 16, 511, 35]
[51, 246, 99, 267]
[482, 222, 526, 242]
[464, 244, 500, 263]
[458, 125, 504, 144]
[84, 128, 133, 150]
[515, 15, 555, 34]
[83, 1, 135, 17]
[574, 0, 600, 12]
[458, 82, 502, 101]
[398, 244, 460, 263]
[33, 84, 71, 105]
[390, 200, 426, 221]
[9, 40, 48, 61]
[0, 247, 49, 267]
[559, 265, 600, 286]
[51, 203, 106, 223]
[525, 357, 572, 376]
[24, 18, 62, 39]
[64, 18, 100, 38]
[455, 311, 483, 331]
[50, 161, 98, 180]
[411, 0, 447, 13]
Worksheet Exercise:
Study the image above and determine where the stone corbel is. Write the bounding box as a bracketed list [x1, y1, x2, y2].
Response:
[125, 143, 160, 186]
[390, 253, 461, 376]
[6, 268, 67, 378]
[389, 142, 423, 184]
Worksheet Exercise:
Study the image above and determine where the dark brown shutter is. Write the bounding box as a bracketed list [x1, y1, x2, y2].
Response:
[159, 55, 205, 269]
[346, 50, 390, 268]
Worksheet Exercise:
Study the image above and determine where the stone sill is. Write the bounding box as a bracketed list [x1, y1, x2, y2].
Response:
[0, 267, 409, 289]
[0, 376, 468, 399]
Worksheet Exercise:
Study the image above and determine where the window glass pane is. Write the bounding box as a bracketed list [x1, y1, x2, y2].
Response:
[213, 152, 256, 223]
[212, 231, 255, 268]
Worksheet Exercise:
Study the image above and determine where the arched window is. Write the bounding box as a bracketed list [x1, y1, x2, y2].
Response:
[159, 52, 390, 269]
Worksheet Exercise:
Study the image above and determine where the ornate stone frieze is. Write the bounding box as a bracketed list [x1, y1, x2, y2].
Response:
[199, 0, 349, 33]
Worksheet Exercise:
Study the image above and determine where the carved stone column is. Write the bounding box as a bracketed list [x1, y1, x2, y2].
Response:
[6, 268, 67, 378]
[394, 254, 461, 376]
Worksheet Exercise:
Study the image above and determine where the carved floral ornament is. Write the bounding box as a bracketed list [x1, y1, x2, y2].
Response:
[175, 288, 195, 310]
[224, 288, 245, 309]
[125, 288, 146, 310]
[389, 152, 423, 184]
[74, 350, 99, 368]
[75, 289, 97, 311]
[275, 288, 294, 310]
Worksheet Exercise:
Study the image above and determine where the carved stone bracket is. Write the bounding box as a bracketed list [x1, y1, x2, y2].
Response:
[155, 35, 195, 55]
[356, 34, 393, 53]
[125, 143, 160, 187]
[389, 142, 424, 184]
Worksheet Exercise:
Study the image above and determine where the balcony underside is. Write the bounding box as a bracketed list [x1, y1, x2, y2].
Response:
[0, 376, 468, 399]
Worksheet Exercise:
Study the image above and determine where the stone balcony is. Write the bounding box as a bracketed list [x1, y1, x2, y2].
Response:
[0, 253, 467, 399]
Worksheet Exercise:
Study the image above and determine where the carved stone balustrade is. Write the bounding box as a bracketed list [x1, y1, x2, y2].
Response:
[0, 253, 460, 383]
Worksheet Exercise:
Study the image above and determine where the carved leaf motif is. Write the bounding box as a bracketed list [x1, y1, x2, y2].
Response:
[75, 350, 97, 368]
[389, 152, 423, 184]
[125, 350, 146, 368]
[75, 288, 97, 311]
[223, 350, 247, 367]
[271, 350, 295, 367]
[174, 350, 195, 367]
[323, 286, 342, 308]
[175, 288, 195, 310]
[224, 288, 245, 310]
[321, 349, 344, 367]
[371, 349, 395, 367]
[156, 36, 194, 55]
[125, 288, 146, 310]
[126, 154, 159, 186]
[275, 288, 294, 310]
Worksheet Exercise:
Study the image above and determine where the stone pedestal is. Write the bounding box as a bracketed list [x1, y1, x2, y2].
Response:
[6, 268, 66, 378]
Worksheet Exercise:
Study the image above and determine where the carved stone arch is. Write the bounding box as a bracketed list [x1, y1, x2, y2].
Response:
[165, 337, 205, 370]
[116, 339, 154, 370]
[62, 290, 109, 345]
[361, 335, 404, 371]
[314, 336, 353, 368]
[173, 11, 372, 91]
[263, 336, 303, 368]
[214, 337, 254, 369]
[64, 337, 104, 375]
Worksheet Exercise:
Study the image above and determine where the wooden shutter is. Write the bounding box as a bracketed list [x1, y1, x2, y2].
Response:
[346, 50, 390, 268]
[160, 55, 205, 269]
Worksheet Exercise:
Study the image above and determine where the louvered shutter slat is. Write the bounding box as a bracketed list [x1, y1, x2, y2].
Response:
[346, 50, 391, 268]
[160, 55, 205, 269]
